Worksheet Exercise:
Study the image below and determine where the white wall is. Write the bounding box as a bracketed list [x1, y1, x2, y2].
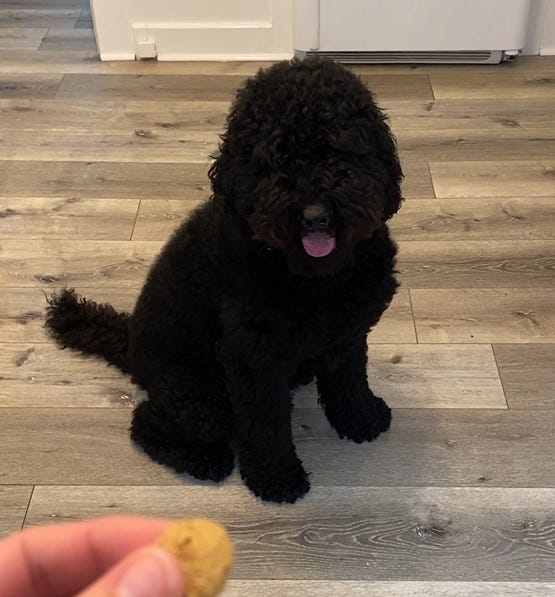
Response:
[91, 0, 294, 61]
[540, 0, 555, 53]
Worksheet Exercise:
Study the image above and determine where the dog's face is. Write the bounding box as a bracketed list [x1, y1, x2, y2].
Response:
[209, 58, 403, 277]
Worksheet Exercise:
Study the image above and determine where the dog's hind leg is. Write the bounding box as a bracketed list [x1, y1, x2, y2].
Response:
[316, 338, 391, 443]
[130, 364, 235, 482]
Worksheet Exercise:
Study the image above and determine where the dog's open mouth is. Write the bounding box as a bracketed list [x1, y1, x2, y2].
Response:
[301, 231, 336, 258]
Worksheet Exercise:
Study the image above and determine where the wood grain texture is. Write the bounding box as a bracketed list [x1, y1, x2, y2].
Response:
[0, 130, 217, 163]
[430, 72, 555, 99]
[362, 290, 417, 344]
[295, 344, 505, 409]
[0, 8, 80, 28]
[0, 340, 503, 410]
[0, 239, 161, 287]
[401, 161, 434, 199]
[4, 127, 553, 164]
[74, 8, 92, 29]
[55, 74, 252, 101]
[397, 127, 555, 161]
[493, 344, 555, 409]
[411, 289, 555, 343]
[132, 199, 201, 240]
[0, 161, 210, 199]
[55, 73, 433, 102]
[359, 74, 433, 100]
[0, 98, 229, 132]
[390, 198, 555, 241]
[397, 241, 555, 288]
[0, 486, 32, 538]
[0, 287, 138, 344]
[38, 28, 96, 52]
[3, 408, 555, 486]
[0, 74, 61, 98]
[25, 485, 555, 581]
[429, 160, 555, 198]
[223, 581, 555, 597]
[0, 197, 138, 239]
[0, 27, 46, 50]
[385, 98, 555, 131]
[0, 343, 136, 407]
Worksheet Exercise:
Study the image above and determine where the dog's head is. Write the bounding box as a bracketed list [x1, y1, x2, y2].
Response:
[209, 58, 403, 277]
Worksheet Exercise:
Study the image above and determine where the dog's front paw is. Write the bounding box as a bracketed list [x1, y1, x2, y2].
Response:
[326, 394, 391, 443]
[240, 457, 310, 503]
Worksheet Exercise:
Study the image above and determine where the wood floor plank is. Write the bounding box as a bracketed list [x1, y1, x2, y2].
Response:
[38, 27, 96, 52]
[430, 72, 555, 99]
[74, 8, 92, 29]
[3, 126, 553, 164]
[390, 198, 555, 241]
[429, 160, 555, 198]
[397, 127, 555, 161]
[0, 287, 137, 344]
[0, 197, 138, 239]
[0, 342, 136, 407]
[3, 408, 554, 486]
[0, 74, 62, 98]
[0, 98, 229, 132]
[2, 239, 552, 291]
[4, 97, 553, 136]
[359, 74, 433, 100]
[55, 74, 253, 102]
[0, 27, 46, 50]
[132, 199, 201, 240]
[0, 130, 217, 163]
[25, 485, 555, 581]
[401, 161, 434, 199]
[55, 73, 433, 102]
[295, 344, 505, 409]
[385, 98, 555, 131]
[0, 486, 32, 538]
[411, 289, 555, 343]
[0, 8, 80, 28]
[367, 290, 417, 344]
[397, 241, 555, 288]
[493, 344, 555, 409]
[0, 161, 210, 199]
[0, 284, 416, 344]
[224, 581, 555, 597]
[0, 239, 161, 288]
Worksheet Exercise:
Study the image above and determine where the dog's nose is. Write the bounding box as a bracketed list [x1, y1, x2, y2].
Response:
[302, 204, 332, 231]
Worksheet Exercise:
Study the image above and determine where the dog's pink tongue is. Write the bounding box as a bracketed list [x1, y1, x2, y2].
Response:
[301, 231, 336, 258]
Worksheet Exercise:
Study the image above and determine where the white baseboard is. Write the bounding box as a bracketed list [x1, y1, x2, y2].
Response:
[133, 22, 293, 61]
[99, 52, 136, 61]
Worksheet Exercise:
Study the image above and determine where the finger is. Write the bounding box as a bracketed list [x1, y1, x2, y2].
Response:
[0, 516, 171, 597]
[77, 545, 184, 597]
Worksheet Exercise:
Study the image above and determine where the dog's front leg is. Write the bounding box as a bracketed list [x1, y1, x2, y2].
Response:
[220, 333, 310, 503]
[317, 337, 391, 443]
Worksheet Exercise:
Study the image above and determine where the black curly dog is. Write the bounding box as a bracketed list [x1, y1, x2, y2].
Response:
[46, 58, 403, 503]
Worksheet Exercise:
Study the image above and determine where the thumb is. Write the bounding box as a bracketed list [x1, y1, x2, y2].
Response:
[77, 546, 184, 597]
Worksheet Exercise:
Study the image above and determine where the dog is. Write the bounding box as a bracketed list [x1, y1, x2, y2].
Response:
[46, 58, 403, 503]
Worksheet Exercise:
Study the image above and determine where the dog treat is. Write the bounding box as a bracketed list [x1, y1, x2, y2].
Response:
[156, 518, 234, 597]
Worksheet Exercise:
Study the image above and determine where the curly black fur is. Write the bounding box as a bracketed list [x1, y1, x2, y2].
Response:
[46, 58, 403, 503]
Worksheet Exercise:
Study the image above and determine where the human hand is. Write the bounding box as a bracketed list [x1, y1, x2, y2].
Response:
[0, 516, 185, 597]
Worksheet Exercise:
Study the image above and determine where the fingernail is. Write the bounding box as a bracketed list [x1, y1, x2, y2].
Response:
[117, 547, 183, 597]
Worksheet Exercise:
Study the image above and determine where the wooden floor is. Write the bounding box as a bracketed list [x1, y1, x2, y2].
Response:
[1, 1, 555, 595]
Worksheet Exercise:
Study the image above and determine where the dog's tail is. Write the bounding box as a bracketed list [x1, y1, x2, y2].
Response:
[45, 289, 130, 374]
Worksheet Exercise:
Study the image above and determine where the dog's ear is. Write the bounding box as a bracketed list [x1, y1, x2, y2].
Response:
[374, 115, 403, 220]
